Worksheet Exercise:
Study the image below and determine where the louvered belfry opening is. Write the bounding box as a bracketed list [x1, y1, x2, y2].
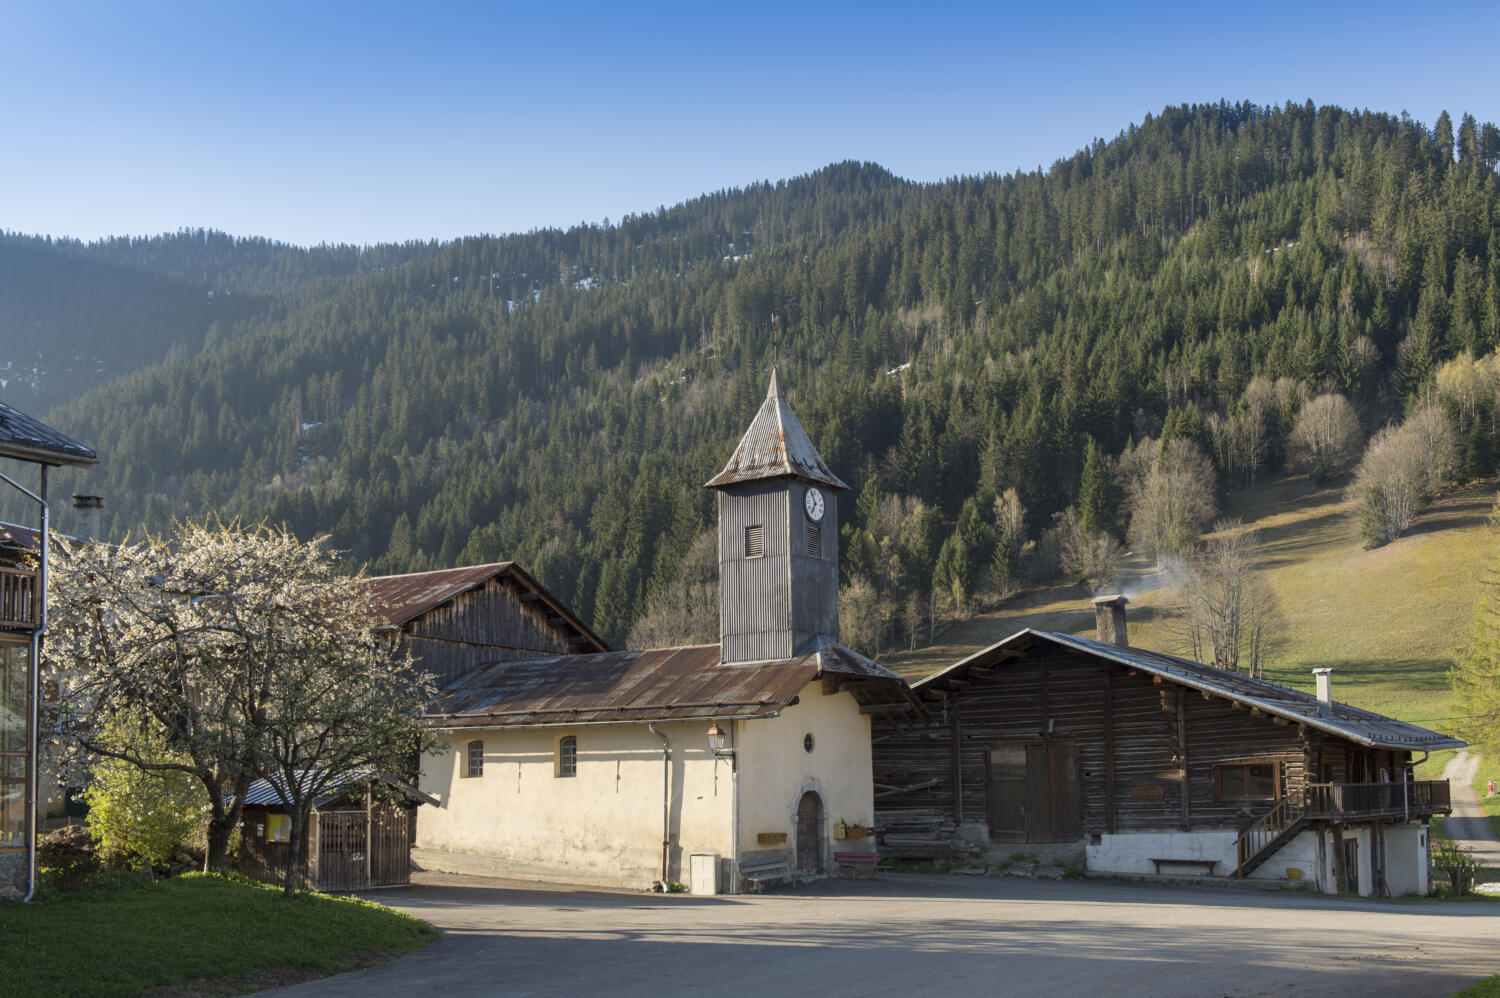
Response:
[707, 371, 849, 664]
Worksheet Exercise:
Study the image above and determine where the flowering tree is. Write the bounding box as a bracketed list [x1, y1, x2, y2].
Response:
[46, 522, 435, 889]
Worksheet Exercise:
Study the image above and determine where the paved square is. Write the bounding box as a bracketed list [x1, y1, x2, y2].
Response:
[267, 872, 1500, 997]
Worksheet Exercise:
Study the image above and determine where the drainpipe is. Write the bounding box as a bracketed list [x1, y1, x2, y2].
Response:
[648, 722, 671, 891]
[729, 720, 740, 894]
[0, 465, 47, 903]
[1405, 750, 1429, 824]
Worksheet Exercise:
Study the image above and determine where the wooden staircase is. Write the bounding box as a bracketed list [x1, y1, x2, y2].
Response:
[1233, 797, 1306, 879]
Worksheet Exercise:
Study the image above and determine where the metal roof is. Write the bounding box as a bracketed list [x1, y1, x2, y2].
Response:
[365, 562, 608, 652]
[704, 370, 849, 491]
[425, 636, 908, 728]
[238, 772, 438, 809]
[918, 628, 1465, 752]
[0, 401, 97, 468]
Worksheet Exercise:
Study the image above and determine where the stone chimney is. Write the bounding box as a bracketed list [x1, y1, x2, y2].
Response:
[1092, 594, 1129, 647]
[72, 494, 103, 541]
[1313, 667, 1333, 717]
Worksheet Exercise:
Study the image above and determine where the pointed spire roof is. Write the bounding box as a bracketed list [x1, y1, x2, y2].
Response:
[705, 370, 849, 491]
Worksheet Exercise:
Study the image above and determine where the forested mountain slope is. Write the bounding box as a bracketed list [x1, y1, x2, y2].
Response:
[12, 101, 1500, 647]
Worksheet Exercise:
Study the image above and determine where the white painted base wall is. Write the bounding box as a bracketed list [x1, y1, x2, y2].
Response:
[1384, 824, 1431, 896]
[1085, 829, 1318, 885]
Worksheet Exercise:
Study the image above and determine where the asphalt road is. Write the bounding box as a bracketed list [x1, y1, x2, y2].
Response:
[265, 871, 1500, 998]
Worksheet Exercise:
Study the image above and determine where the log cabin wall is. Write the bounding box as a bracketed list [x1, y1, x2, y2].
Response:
[874, 647, 1364, 852]
[391, 577, 574, 687]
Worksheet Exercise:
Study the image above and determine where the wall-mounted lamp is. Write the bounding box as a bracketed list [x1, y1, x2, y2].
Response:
[706, 723, 737, 769]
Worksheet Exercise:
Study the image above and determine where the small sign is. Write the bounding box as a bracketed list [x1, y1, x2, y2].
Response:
[1131, 785, 1165, 801]
[757, 832, 787, 844]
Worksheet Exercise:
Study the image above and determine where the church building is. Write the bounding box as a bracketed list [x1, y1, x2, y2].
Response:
[415, 373, 912, 892]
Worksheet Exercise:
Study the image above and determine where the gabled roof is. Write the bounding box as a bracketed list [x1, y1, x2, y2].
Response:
[365, 562, 608, 653]
[705, 370, 849, 491]
[0, 401, 97, 468]
[918, 628, 1464, 752]
[425, 636, 909, 729]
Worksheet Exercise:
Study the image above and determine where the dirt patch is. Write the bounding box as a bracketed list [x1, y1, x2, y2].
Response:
[145, 947, 408, 997]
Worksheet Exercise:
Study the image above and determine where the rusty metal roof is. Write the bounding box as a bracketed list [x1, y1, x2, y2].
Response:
[365, 562, 608, 652]
[0, 401, 97, 468]
[919, 629, 1465, 752]
[425, 637, 908, 728]
[704, 370, 849, 491]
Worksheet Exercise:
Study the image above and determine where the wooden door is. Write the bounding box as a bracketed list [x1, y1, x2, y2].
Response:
[987, 745, 1027, 840]
[989, 741, 1083, 843]
[795, 792, 823, 874]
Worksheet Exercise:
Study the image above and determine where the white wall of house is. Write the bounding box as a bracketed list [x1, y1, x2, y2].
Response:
[417, 719, 733, 890]
[415, 678, 876, 892]
[735, 681, 875, 872]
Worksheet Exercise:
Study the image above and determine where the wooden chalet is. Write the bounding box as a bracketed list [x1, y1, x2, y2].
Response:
[365, 562, 608, 687]
[872, 596, 1463, 896]
[238, 774, 438, 892]
[0, 400, 97, 900]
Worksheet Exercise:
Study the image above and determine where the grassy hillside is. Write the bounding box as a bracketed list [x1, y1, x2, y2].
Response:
[884, 475, 1496, 753]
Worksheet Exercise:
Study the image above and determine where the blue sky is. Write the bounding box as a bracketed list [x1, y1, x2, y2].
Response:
[4, 0, 1498, 247]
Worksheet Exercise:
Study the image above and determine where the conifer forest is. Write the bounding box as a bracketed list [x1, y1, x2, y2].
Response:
[4, 101, 1499, 648]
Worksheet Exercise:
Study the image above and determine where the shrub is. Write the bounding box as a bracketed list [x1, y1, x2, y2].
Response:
[38, 824, 100, 891]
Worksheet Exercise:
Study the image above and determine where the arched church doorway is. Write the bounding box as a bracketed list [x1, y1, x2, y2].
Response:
[795, 791, 824, 874]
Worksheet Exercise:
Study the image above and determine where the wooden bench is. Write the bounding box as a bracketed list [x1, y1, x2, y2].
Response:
[835, 851, 883, 880]
[738, 850, 792, 893]
[1150, 857, 1218, 877]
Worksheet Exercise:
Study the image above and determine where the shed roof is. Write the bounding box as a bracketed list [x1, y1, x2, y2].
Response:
[425, 635, 909, 728]
[365, 562, 607, 652]
[918, 628, 1464, 752]
[238, 772, 438, 809]
[0, 401, 97, 468]
[705, 370, 848, 491]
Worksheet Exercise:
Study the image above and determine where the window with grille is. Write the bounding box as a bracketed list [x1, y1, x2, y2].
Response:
[1214, 762, 1279, 800]
[806, 523, 822, 558]
[557, 735, 577, 777]
[465, 739, 484, 778]
[745, 524, 764, 558]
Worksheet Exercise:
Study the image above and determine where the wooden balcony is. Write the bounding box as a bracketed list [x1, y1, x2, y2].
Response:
[0, 565, 38, 629]
[1303, 781, 1451, 820]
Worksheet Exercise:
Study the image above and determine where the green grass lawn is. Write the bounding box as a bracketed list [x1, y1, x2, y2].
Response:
[0, 874, 435, 997]
[885, 476, 1496, 753]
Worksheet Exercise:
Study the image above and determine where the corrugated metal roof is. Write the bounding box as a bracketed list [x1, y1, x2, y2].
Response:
[425, 637, 908, 728]
[0, 401, 97, 467]
[704, 370, 849, 491]
[919, 628, 1465, 752]
[238, 772, 438, 809]
[365, 562, 608, 652]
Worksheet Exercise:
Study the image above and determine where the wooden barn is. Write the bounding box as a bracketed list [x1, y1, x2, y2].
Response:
[872, 596, 1463, 896]
[238, 774, 437, 892]
[366, 562, 608, 688]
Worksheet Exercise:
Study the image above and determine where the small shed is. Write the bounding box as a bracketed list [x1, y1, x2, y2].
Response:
[238, 774, 436, 892]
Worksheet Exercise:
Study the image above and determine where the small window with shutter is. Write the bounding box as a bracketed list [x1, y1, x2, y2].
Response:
[745, 524, 764, 558]
[806, 523, 821, 558]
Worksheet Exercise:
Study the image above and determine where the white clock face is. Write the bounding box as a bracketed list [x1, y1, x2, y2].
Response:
[804, 486, 825, 522]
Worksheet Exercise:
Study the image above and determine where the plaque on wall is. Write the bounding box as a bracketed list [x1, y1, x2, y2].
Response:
[757, 832, 788, 844]
[1130, 785, 1166, 801]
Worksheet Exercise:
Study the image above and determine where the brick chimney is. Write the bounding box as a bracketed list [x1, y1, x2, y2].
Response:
[1092, 594, 1129, 647]
[1313, 667, 1333, 717]
[72, 494, 103, 541]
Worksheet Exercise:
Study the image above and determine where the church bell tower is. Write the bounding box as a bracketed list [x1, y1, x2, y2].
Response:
[706, 371, 849, 664]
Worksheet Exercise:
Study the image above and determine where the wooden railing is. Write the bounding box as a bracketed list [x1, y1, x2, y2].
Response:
[0, 565, 37, 629]
[1235, 795, 1305, 874]
[1303, 780, 1451, 819]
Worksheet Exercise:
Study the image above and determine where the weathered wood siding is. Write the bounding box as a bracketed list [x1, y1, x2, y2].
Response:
[874, 648, 1360, 850]
[718, 483, 793, 663]
[394, 577, 573, 687]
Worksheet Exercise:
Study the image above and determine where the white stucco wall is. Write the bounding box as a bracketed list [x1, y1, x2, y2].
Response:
[415, 678, 875, 893]
[417, 720, 734, 890]
[735, 680, 874, 874]
[1085, 829, 1318, 884]
[1385, 823, 1431, 896]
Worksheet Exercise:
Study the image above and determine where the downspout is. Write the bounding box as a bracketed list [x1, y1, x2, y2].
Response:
[648, 722, 671, 891]
[1405, 750, 1429, 824]
[0, 465, 47, 904]
[729, 720, 740, 894]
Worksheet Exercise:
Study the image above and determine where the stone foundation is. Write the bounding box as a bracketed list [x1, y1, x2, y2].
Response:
[0, 851, 26, 900]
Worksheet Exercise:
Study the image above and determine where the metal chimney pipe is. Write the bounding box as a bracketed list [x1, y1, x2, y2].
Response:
[1313, 668, 1333, 717]
[1092, 594, 1129, 647]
